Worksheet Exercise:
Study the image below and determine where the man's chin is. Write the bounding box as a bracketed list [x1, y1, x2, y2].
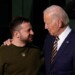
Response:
[29, 38, 33, 42]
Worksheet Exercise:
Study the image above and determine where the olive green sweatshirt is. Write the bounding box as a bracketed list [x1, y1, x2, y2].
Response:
[0, 44, 42, 75]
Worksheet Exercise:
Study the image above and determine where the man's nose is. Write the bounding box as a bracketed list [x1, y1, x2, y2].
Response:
[31, 30, 34, 35]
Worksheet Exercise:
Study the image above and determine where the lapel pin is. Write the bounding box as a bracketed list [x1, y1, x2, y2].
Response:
[66, 41, 69, 44]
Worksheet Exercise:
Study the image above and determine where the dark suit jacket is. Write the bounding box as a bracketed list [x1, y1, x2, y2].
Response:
[43, 30, 75, 75]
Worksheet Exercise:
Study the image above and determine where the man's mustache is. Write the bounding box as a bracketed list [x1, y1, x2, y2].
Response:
[29, 35, 34, 38]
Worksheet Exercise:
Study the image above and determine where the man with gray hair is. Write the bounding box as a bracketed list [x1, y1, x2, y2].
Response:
[43, 5, 75, 75]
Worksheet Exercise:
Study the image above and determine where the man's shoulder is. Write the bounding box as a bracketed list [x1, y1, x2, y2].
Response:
[30, 44, 39, 49]
[0, 45, 10, 57]
[27, 43, 40, 49]
[0, 45, 12, 53]
[0, 45, 9, 50]
[26, 44, 41, 53]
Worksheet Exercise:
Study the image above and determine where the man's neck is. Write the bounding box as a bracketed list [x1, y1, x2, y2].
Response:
[12, 39, 26, 47]
[57, 26, 67, 36]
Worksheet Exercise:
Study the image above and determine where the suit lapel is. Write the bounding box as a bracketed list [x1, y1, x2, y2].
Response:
[50, 30, 74, 68]
[46, 35, 55, 71]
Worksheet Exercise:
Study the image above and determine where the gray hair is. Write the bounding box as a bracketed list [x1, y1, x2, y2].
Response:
[43, 5, 69, 26]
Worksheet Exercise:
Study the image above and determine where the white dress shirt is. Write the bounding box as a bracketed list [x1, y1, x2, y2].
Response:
[57, 26, 71, 51]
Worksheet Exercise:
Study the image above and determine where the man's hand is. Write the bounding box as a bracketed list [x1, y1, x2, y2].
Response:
[2, 39, 12, 46]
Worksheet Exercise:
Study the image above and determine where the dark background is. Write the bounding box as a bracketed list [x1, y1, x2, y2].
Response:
[0, 0, 75, 49]
[0, 0, 11, 45]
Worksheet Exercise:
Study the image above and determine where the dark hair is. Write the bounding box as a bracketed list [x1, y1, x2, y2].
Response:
[9, 17, 30, 35]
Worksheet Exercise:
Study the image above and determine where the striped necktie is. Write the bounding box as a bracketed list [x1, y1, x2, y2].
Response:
[51, 36, 59, 63]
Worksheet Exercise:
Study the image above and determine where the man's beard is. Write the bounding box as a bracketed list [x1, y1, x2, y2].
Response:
[21, 35, 33, 43]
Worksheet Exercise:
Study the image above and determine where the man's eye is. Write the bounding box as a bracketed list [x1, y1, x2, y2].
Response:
[28, 29, 30, 32]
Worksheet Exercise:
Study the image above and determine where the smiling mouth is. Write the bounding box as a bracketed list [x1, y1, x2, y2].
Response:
[29, 36, 33, 40]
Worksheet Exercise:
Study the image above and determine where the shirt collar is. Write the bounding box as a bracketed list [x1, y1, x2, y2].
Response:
[58, 26, 72, 41]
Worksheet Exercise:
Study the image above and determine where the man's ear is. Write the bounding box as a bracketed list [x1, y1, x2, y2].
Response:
[58, 19, 62, 28]
[58, 19, 64, 28]
[14, 31, 20, 38]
